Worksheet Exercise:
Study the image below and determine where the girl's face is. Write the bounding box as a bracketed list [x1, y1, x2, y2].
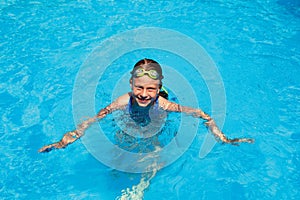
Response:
[131, 75, 160, 107]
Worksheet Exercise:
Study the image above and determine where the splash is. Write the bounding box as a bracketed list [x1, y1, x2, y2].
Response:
[116, 170, 157, 200]
[116, 147, 163, 200]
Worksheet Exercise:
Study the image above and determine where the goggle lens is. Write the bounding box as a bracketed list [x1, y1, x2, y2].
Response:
[133, 68, 160, 80]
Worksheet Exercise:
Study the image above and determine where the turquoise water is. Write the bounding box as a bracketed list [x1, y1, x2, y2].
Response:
[1, 0, 300, 199]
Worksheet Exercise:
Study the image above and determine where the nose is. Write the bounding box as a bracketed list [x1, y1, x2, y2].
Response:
[141, 89, 147, 97]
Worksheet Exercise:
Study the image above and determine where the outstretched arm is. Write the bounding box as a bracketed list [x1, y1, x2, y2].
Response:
[204, 118, 254, 145]
[159, 98, 254, 145]
[38, 93, 130, 153]
[38, 108, 111, 153]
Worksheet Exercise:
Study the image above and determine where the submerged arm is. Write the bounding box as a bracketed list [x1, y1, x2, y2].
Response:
[38, 94, 129, 153]
[160, 98, 211, 120]
[38, 107, 112, 153]
[161, 99, 254, 145]
[204, 118, 254, 145]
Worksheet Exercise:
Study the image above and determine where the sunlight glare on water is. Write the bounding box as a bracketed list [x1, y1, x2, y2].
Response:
[0, 0, 299, 199]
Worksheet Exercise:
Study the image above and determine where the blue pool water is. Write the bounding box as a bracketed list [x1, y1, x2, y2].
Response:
[1, 0, 300, 199]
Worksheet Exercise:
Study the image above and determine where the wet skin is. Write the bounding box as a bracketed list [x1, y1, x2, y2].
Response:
[38, 75, 254, 153]
[130, 75, 161, 107]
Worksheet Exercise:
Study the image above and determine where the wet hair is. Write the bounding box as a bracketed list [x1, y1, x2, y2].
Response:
[131, 58, 168, 98]
[130, 58, 164, 86]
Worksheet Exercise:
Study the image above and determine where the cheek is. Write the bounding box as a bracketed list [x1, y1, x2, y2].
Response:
[149, 90, 159, 97]
[132, 89, 138, 95]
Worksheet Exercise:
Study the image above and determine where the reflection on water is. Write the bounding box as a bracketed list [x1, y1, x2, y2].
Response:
[116, 147, 163, 200]
[110, 109, 178, 199]
[106, 109, 179, 154]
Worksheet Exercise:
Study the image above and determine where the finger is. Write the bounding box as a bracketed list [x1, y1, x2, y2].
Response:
[239, 138, 255, 143]
[204, 121, 211, 127]
[229, 138, 254, 144]
[38, 145, 54, 153]
[245, 138, 255, 143]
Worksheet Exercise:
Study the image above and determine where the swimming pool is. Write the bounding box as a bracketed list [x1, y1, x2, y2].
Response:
[1, 0, 299, 199]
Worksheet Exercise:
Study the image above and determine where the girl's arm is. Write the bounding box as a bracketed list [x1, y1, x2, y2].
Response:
[159, 97, 254, 145]
[38, 107, 112, 153]
[38, 93, 130, 153]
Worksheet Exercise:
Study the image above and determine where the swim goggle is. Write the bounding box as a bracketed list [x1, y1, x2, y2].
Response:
[132, 68, 160, 80]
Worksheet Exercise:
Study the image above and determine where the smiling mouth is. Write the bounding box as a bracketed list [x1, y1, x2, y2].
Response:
[135, 96, 151, 104]
[137, 98, 150, 103]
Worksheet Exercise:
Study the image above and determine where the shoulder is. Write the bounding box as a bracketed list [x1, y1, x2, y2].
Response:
[115, 92, 131, 105]
[106, 93, 131, 111]
[158, 96, 173, 110]
[113, 93, 131, 107]
[158, 96, 181, 112]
